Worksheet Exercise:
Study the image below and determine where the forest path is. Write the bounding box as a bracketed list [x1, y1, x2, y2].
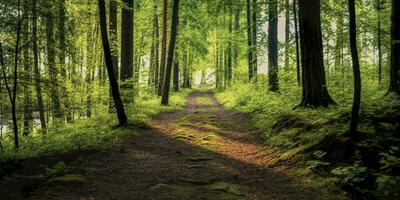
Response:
[29, 90, 332, 200]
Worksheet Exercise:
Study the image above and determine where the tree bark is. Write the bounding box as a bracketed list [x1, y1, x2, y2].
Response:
[45, 1, 63, 119]
[389, 0, 400, 94]
[109, 0, 118, 110]
[348, 0, 361, 135]
[377, 0, 382, 84]
[293, 0, 301, 84]
[298, 0, 335, 107]
[246, 0, 253, 82]
[120, 0, 134, 102]
[268, 0, 279, 92]
[23, 0, 31, 135]
[251, 0, 258, 81]
[32, 0, 46, 132]
[161, 0, 180, 105]
[153, 2, 160, 92]
[98, 0, 128, 125]
[284, 0, 290, 71]
[173, 40, 180, 92]
[58, 0, 71, 122]
[159, 0, 168, 96]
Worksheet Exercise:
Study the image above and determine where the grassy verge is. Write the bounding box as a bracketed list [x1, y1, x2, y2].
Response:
[215, 83, 400, 199]
[0, 89, 191, 163]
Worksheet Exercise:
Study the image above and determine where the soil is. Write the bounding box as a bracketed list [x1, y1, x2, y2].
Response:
[11, 90, 343, 199]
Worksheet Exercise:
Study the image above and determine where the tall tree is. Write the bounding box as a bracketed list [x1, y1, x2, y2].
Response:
[293, 0, 301, 84]
[161, 0, 180, 105]
[389, 0, 400, 94]
[227, 9, 233, 84]
[32, 0, 46, 132]
[98, 0, 128, 125]
[58, 0, 71, 122]
[233, 7, 240, 69]
[268, 0, 279, 92]
[45, 1, 63, 119]
[348, 0, 362, 135]
[0, 0, 23, 148]
[284, 0, 290, 71]
[23, 0, 31, 135]
[298, 0, 335, 107]
[109, 0, 118, 109]
[159, 0, 168, 96]
[376, 0, 382, 84]
[153, 1, 160, 91]
[246, 0, 253, 81]
[120, 0, 134, 101]
[173, 40, 180, 92]
[251, 0, 258, 81]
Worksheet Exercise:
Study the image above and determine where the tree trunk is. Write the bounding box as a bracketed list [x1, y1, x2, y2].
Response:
[159, 0, 168, 96]
[268, 0, 279, 92]
[389, 0, 400, 94]
[246, 0, 253, 82]
[234, 8, 240, 69]
[293, 0, 301, 84]
[120, 0, 134, 102]
[284, 0, 290, 71]
[251, 0, 258, 81]
[173, 40, 180, 92]
[348, 0, 361, 135]
[32, 0, 46, 132]
[23, 0, 31, 135]
[98, 0, 127, 125]
[377, 0, 382, 84]
[153, 2, 160, 92]
[228, 11, 233, 84]
[109, 0, 118, 111]
[45, 2, 63, 119]
[161, 0, 180, 105]
[298, 0, 335, 107]
[58, 0, 71, 122]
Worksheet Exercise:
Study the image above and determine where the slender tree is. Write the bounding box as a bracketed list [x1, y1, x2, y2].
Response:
[268, 0, 279, 92]
[58, 0, 71, 122]
[348, 0, 362, 135]
[32, 0, 46, 132]
[159, 0, 168, 96]
[45, 0, 63, 119]
[161, 0, 180, 105]
[293, 0, 301, 84]
[120, 0, 134, 101]
[284, 0, 290, 71]
[109, 0, 118, 110]
[298, 0, 335, 107]
[23, 0, 31, 135]
[153, 1, 160, 92]
[246, 0, 253, 81]
[389, 0, 400, 94]
[98, 0, 128, 125]
[251, 0, 258, 80]
[376, 0, 382, 84]
[173, 40, 180, 92]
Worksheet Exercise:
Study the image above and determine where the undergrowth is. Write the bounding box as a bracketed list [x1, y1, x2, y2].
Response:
[215, 77, 400, 199]
[0, 89, 191, 164]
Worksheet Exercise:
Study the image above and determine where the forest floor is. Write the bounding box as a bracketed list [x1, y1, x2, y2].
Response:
[12, 90, 343, 199]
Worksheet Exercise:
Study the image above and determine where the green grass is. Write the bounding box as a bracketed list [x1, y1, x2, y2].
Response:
[0, 89, 191, 163]
[215, 80, 400, 199]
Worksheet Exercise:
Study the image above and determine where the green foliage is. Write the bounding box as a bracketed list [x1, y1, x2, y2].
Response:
[46, 162, 73, 178]
[215, 76, 400, 198]
[0, 89, 190, 163]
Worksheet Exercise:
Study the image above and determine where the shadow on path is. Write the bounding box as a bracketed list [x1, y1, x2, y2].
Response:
[27, 90, 339, 200]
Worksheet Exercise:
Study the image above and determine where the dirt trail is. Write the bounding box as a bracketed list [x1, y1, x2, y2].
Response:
[28, 90, 337, 200]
